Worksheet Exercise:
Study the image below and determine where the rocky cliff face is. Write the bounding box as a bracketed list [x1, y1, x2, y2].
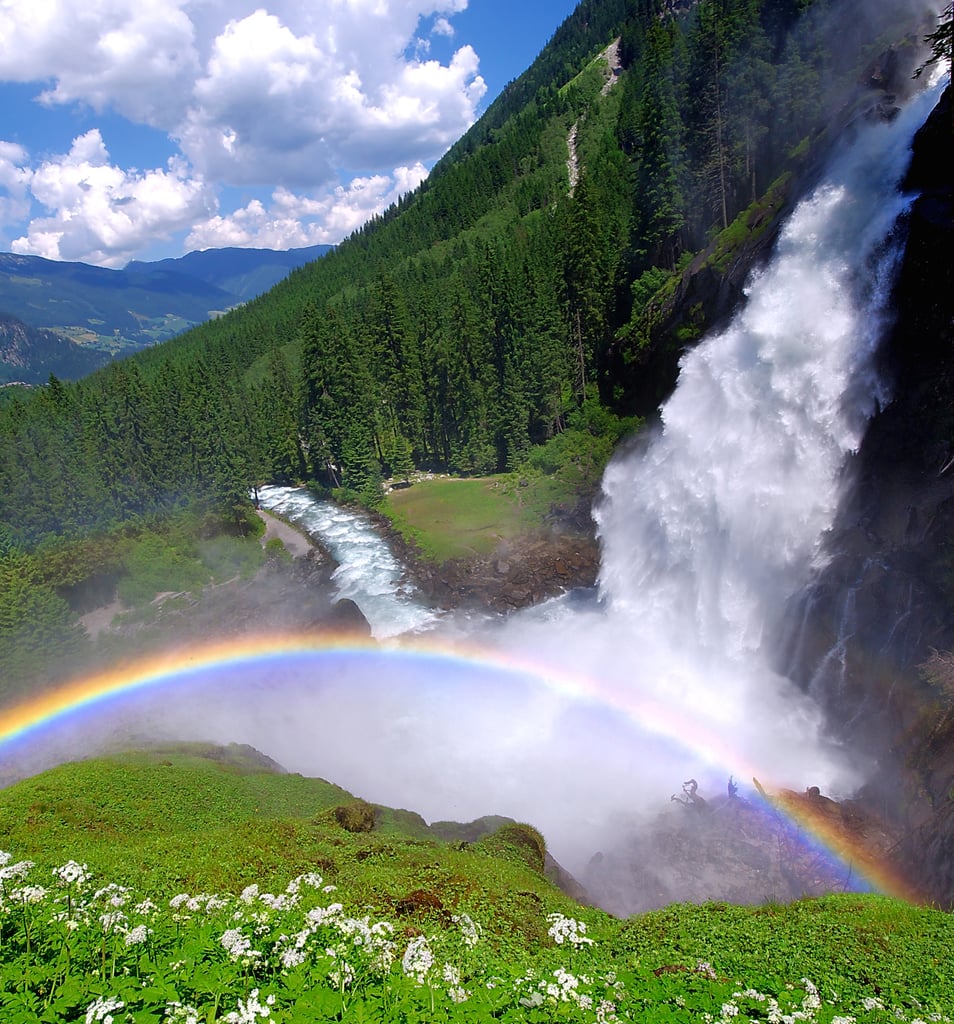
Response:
[777, 85, 954, 906]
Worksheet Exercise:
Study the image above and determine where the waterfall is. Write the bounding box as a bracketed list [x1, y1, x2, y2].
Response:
[495, 85, 942, 801]
[597, 109, 926, 652]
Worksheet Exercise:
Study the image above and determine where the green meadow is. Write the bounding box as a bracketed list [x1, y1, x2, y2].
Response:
[0, 745, 951, 1023]
[384, 476, 555, 562]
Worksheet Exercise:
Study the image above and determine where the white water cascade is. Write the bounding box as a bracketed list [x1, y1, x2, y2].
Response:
[488, 85, 941, 802]
[596, 125, 912, 652]
[256, 484, 439, 638]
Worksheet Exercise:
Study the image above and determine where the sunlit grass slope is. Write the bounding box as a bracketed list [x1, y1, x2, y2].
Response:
[0, 745, 589, 944]
[384, 476, 550, 561]
[0, 746, 952, 1022]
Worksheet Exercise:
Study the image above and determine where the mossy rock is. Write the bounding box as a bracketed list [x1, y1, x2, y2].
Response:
[474, 822, 547, 874]
[319, 798, 377, 833]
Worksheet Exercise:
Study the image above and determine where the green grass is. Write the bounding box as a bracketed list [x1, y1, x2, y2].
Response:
[0, 747, 597, 943]
[382, 413, 631, 565]
[384, 476, 550, 561]
[0, 745, 952, 1022]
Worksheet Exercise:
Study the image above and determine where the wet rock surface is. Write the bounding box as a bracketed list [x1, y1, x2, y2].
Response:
[583, 782, 909, 916]
[778, 86, 954, 907]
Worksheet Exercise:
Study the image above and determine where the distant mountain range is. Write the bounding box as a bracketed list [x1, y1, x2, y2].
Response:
[0, 313, 111, 387]
[0, 244, 332, 383]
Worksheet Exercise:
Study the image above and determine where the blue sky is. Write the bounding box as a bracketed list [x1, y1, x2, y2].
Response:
[0, 0, 578, 267]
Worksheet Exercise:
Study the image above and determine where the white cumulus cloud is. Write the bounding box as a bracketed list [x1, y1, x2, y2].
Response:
[0, 0, 485, 262]
[0, 0, 199, 129]
[10, 130, 214, 267]
[176, 5, 485, 186]
[185, 163, 429, 251]
[0, 142, 32, 229]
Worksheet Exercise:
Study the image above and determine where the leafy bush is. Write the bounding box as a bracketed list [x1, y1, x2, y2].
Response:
[115, 533, 210, 606]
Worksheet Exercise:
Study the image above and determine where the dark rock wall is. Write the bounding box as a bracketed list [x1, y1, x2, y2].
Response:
[777, 85, 954, 905]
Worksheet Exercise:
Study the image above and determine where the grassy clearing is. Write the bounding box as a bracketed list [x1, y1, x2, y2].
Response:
[0, 746, 952, 1022]
[382, 400, 639, 564]
[384, 476, 554, 562]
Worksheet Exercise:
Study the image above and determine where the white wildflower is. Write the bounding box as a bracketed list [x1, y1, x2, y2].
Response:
[801, 979, 821, 1012]
[54, 860, 89, 886]
[240, 884, 260, 904]
[85, 995, 125, 1023]
[287, 872, 323, 894]
[546, 912, 594, 947]
[0, 850, 10, 865]
[549, 967, 583, 1003]
[99, 910, 127, 934]
[402, 934, 434, 984]
[125, 924, 150, 946]
[330, 961, 355, 988]
[831, 1017, 856, 1024]
[722, 1003, 740, 1018]
[596, 998, 618, 1022]
[13, 884, 47, 903]
[164, 1002, 201, 1024]
[220, 927, 262, 963]
[259, 891, 294, 911]
[0, 860, 34, 882]
[94, 883, 130, 907]
[863, 998, 885, 1012]
[306, 903, 343, 926]
[280, 946, 307, 969]
[338, 914, 374, 945]
[222, 988, 275, 1023]
[452, 911, 481, 947]
[135, 898, 159, 915]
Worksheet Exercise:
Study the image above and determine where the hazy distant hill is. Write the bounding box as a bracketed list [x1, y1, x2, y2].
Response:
[0, 251, 237, 356]
[127, 244, 333, 303]
[0, 244, 333, 374]
[0, 312, 110, 385]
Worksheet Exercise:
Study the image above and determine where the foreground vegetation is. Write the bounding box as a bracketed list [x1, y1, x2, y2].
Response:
[0, 748, 951, 1022]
